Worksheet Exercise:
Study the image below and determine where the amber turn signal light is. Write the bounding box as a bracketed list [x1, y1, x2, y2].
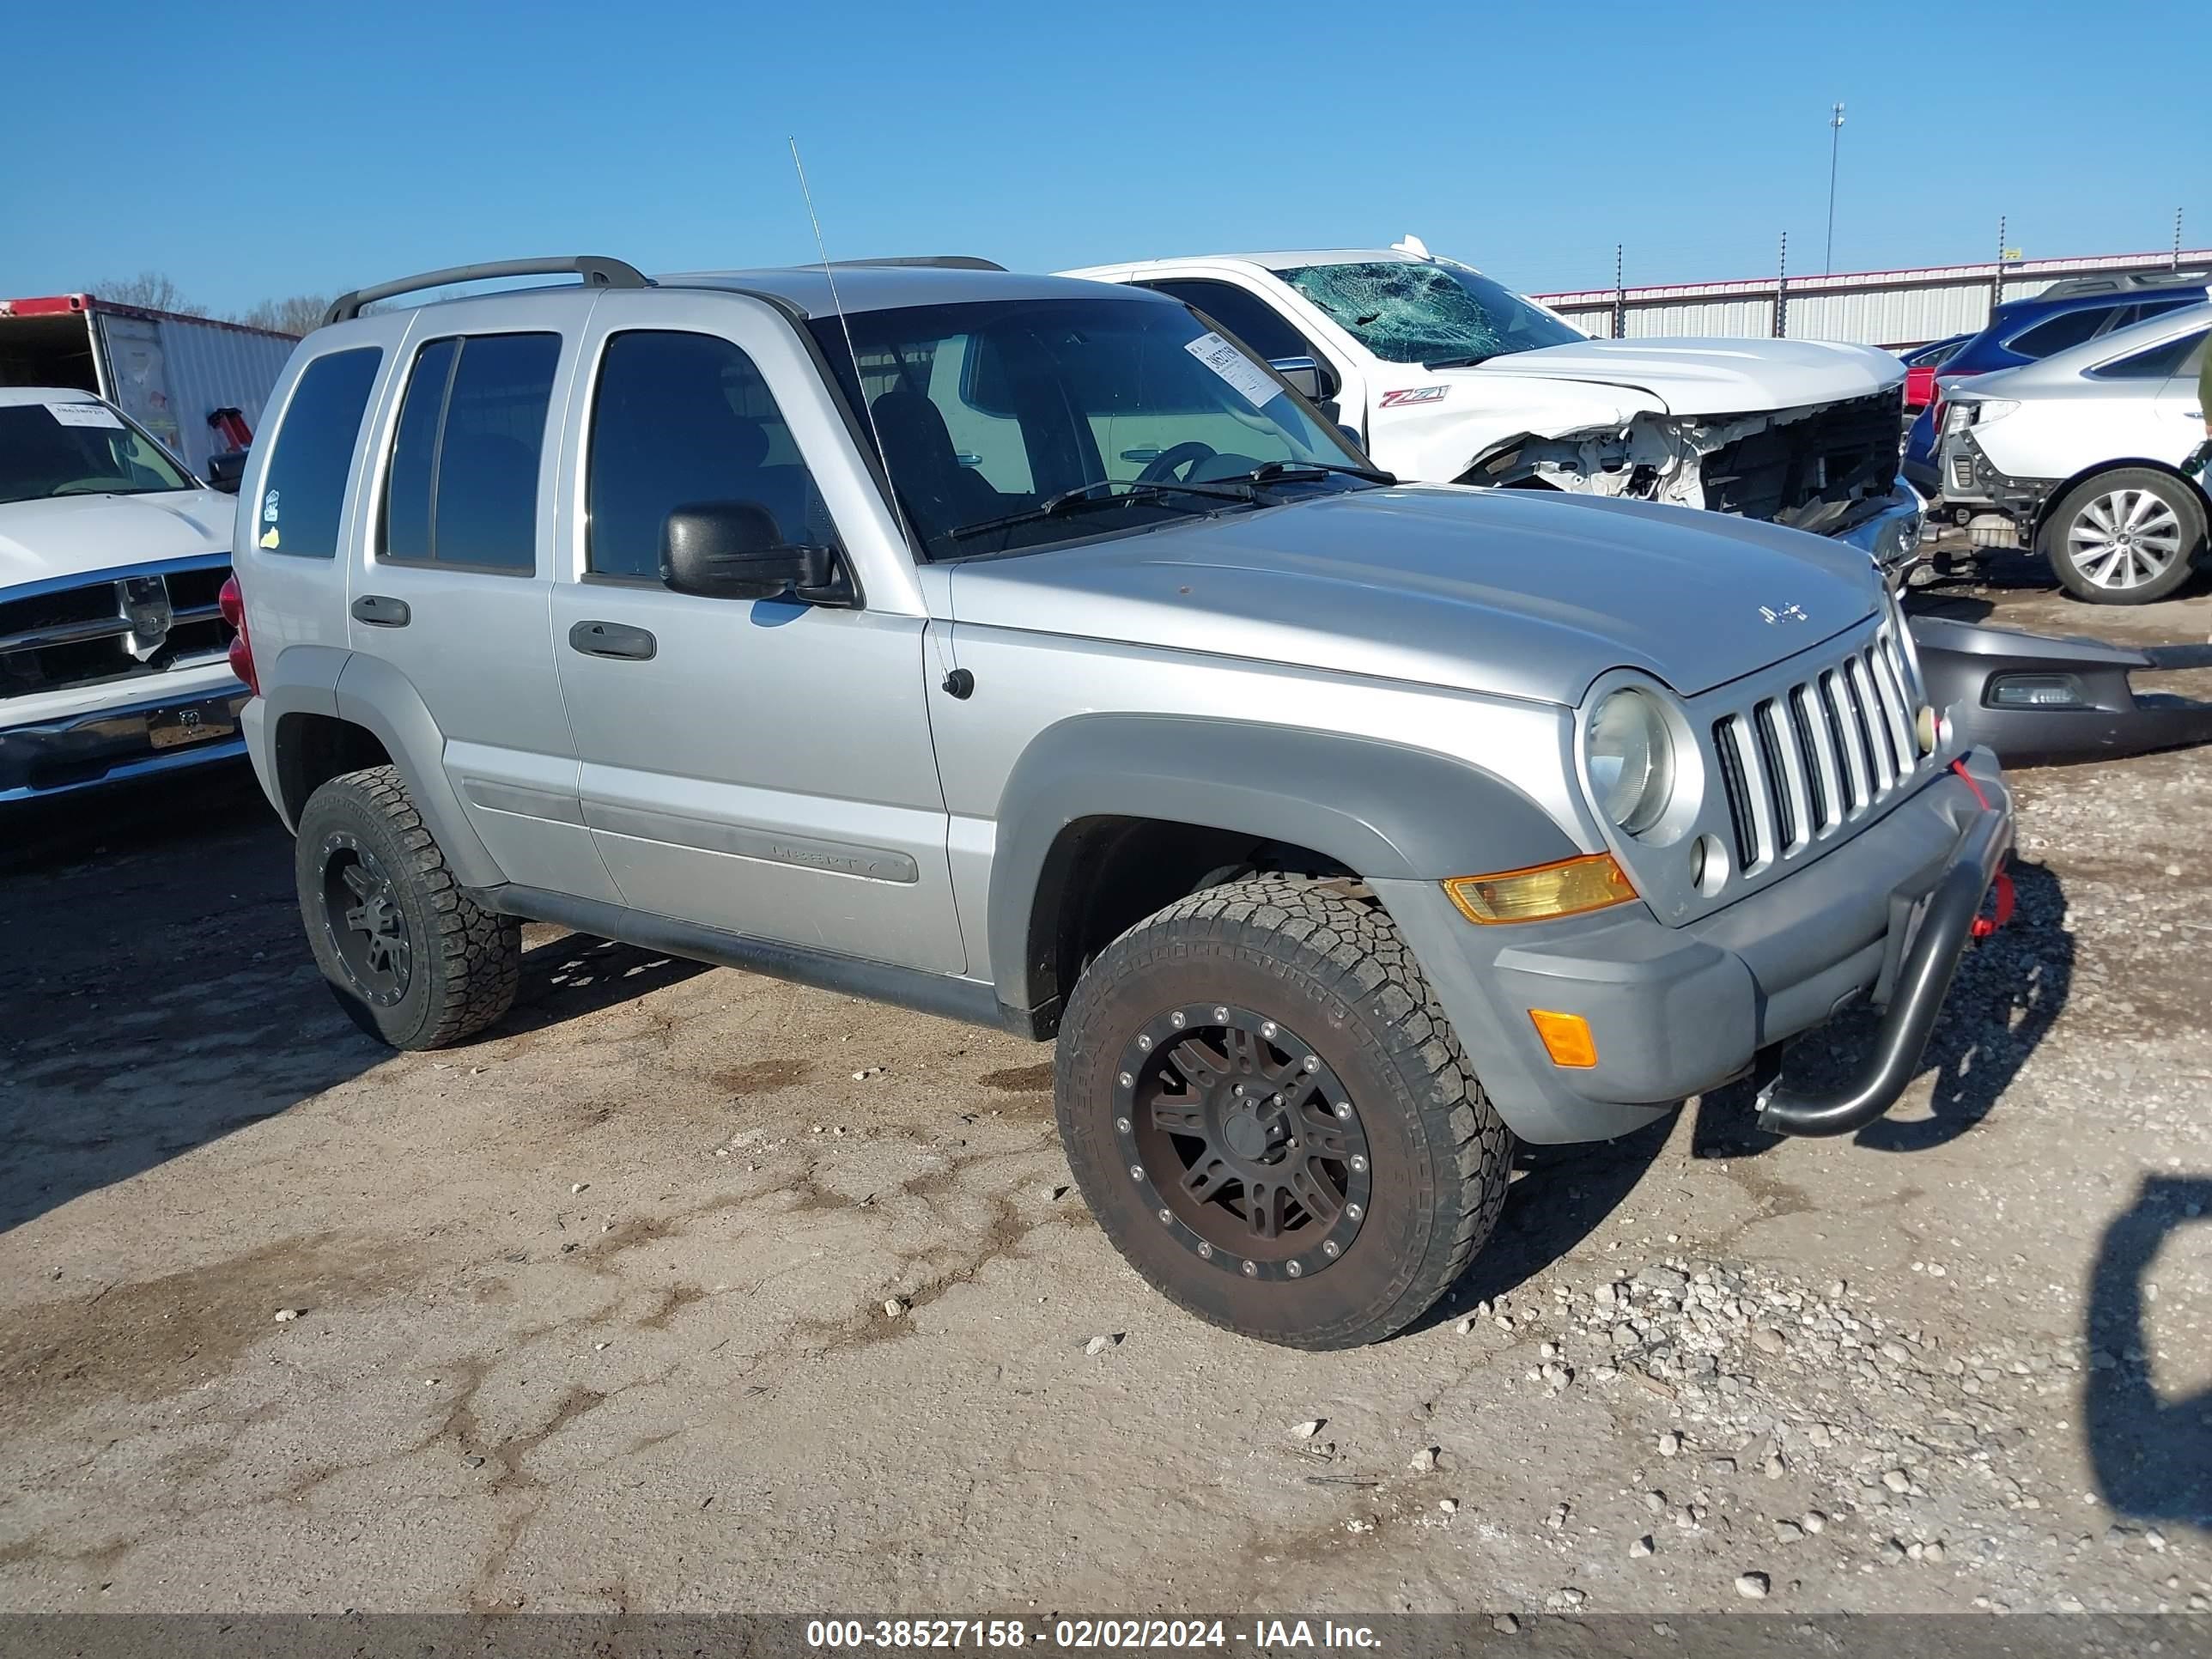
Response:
[1528, 1010, 1598, 1069]
[1443, 854, 1638, 925]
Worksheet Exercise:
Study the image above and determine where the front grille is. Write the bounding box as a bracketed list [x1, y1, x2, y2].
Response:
[1701, 391, 1905, 527]
[1711, 627, 1923, 874]
[0, 561, 234, 700]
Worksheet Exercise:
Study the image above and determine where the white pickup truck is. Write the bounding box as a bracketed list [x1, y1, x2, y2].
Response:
[1064, 239, 1924, 570]
[0, 387, 247, 803]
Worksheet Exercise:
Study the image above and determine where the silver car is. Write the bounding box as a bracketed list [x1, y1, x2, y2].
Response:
[234, 257, 2014, 1348]
[1938, 302, 2210, 603]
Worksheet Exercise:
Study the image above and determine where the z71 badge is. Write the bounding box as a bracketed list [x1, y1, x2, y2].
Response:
[1378, 386, 1449, 408]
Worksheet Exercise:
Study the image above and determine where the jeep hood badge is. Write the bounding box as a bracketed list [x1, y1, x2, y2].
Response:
[1760, 603, 1808, 625]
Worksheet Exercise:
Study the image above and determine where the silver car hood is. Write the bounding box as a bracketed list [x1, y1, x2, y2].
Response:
[948, 484, 1881, 704]
[1467, 337, 1905, 417]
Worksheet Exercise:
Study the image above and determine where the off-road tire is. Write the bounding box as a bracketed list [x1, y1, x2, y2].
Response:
[2040, 467, 2206, 605]
[295, 765, 520, 1050]
[1055, 877, 1512, 1349]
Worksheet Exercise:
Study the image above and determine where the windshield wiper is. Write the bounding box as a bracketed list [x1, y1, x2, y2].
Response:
[1228, 459, 1398, 487]
[946, 478, 1259, 543]
[1423, 354, 1492, 369]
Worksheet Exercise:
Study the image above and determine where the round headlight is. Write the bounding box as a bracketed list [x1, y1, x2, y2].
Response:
[1588, 688, 1674, 836]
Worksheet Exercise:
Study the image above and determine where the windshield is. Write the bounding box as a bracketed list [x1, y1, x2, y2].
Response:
[0, 399, 195, 506]
[1277, 259, 1584, 368]
[807, 295, 1374, 560]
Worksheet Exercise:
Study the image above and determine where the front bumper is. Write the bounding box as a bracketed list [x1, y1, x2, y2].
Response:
[1835, 481, 1928, 574]
[0, 682, 250, 802]
[1374, 748, 2013, 1144]
[1914, 616, 2212, 765]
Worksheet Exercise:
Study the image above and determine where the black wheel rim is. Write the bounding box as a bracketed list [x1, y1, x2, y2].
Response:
[1114, 1003, 1370, 1282]
[319, 833, 411, 1007]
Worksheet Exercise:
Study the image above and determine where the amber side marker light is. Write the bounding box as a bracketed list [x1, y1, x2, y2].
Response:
[1529, 1010, 1599, 1069]
[1443, 853, 1638, 925]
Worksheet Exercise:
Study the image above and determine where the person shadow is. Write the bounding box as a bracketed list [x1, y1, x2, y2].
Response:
[1691, 857, 2071, 1159]
[2085, 1175, 2212, 1528]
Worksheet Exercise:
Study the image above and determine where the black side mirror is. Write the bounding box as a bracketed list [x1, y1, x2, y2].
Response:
[205, 450, 248, 494]
[659, 501, 847, 603]
[1269, 356, 1326, 401]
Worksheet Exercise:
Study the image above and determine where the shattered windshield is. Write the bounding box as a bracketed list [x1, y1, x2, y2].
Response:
[1278, 259, 1584, 368]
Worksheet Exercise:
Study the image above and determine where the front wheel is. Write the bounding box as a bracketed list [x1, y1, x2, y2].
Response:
[2040, 467, 2207, 605]
[1054, 878, 1512, 1349]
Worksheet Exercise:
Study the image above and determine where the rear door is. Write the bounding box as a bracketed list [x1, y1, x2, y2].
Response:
[548, 290, 962, 973]
[349, 293, 617, 902]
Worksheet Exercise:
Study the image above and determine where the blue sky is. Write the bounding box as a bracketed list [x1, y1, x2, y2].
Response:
[3, 0, 2205, 315]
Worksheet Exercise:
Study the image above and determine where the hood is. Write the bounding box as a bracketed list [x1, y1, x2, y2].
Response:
[1462, 337, 1905, 418]
[949, 484, 1881, 704]
[0, 489, 235, 587]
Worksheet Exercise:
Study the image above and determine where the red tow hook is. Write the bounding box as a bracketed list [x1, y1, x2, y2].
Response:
[1948, 759, 2013, 939]
[1972, 868, 2014, 939]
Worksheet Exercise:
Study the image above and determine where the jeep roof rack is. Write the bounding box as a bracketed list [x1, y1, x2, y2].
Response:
[824, 256, 1006, 271]
[322, 256, 653, 326]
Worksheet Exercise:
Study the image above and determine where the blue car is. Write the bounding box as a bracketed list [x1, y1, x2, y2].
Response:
[1904, 269, 2210, 499]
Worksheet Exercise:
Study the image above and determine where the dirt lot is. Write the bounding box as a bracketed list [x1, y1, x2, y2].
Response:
[2, 550, 2209, 1620]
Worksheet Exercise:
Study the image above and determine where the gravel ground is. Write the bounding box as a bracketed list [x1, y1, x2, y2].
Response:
[0, 557, 2208, 1619]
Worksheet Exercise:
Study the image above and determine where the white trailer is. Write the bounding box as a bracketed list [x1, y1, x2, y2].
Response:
[0, 293, 295, 477]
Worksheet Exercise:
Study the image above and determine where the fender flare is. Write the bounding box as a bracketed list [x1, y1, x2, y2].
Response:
[986, 713, 1582, 1018]
[322, 651, 506, 889]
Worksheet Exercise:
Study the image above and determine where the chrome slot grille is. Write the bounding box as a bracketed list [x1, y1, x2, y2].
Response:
[0, 562, 233, 700]
[1711, 629, 1923, 876]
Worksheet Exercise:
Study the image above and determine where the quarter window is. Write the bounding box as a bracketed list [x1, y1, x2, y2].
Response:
[2090, 327, 2209, 380]
[586, 331, 830, 580]
[380, 332, 559, 571]
[254, 348, 382, 559]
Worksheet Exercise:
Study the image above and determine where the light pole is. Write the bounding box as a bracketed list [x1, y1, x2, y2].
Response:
[1825, 102, 1845, 274]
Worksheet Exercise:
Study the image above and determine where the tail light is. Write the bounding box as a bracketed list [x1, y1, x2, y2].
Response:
[220, 574, 259, 696]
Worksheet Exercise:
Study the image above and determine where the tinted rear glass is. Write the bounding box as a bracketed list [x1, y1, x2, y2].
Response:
[255, 348, 382, 559]
[377, 332, 557, 571]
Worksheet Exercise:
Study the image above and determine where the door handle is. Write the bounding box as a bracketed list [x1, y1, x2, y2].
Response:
[350, 593, 410, 627]
[568, 619, 657, 661]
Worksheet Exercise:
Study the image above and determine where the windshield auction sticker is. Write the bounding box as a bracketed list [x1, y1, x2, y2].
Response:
[46, 401, 125, 428]
[1183, 331, 1282, 410]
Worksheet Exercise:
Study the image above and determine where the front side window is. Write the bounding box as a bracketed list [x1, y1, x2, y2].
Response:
[808, 295, 1374, 561]
[253, 348, 383, 559]
[586, 330, 832, 580]
[0, 398, 193, 506]
[1143, 280, 1313, 363]
[1277, 260, 1584, 368]
[380, 332, 558, 571]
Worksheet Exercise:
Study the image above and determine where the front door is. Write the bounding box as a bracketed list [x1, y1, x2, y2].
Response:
[547, 292, 963, 974]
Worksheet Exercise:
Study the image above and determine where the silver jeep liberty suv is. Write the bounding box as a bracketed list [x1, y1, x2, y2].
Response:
[234, 255, 2014, 1349]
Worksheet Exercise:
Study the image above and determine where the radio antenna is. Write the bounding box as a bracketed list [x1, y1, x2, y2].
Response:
[789, 137, 915, 561]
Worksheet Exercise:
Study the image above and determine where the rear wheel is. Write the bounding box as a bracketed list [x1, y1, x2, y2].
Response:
[295, 766, 520, 1049]
[2041, 468, 2206, 605]
[1055, 878, 1511, 1349]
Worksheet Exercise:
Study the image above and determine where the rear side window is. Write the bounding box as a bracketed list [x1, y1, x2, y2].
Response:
[254, 348, 381, 559]
[380, 332, 560, 571]
[586, 330, 830, 580]
[2005, 306, 2111, 360]
[2091, 327, 2209, 381]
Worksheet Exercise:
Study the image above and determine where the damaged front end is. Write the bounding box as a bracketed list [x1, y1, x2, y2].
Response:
[1912, 615, 2212, 765]
[1467, 391, 1923, 573]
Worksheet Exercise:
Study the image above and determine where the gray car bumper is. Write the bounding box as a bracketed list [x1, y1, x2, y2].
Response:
[1, 684, 250, 803]
[1374, 747, 2012, 1144]
[1836, 481, 1928, 575]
